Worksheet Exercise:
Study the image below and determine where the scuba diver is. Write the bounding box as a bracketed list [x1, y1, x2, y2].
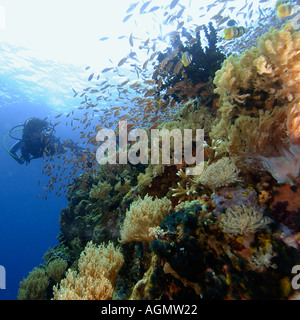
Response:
[3, 117, 87, 165]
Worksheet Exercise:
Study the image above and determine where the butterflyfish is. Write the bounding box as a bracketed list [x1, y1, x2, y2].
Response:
[223, 26, 245, 40]
[277, 4, 294, 18]
[181, 52, 192, 67]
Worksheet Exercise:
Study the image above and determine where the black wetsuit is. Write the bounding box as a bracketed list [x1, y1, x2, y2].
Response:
[9, 118, 87, 165]
[9, 134, 66, 165]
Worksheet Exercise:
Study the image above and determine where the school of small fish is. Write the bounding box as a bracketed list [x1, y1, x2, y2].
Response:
[38, 0, 299, 199]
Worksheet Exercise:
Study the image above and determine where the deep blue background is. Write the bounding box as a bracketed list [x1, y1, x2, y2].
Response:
[0, 35, 95, 299]
[0, 38, 120, 299]
[0, 101, 71, 300]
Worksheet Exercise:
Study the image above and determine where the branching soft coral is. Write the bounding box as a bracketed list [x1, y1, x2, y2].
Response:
[214, 22, 300, 114]
[46, 258, 68, 283]
[287, 101, 300, 144]
[18, 267, 49, 300]
[120, 194, 172, 243]
[211, 22, 300, 183]
[89, 181, 112, 200]
[53, 241, 124, 300]
[171, 157, 241, 200]
[228, 106, 290, 158]
[171, 169, 198, 203]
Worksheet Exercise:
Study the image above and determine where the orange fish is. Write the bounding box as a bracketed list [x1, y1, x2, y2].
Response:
[152, 69, 159, 80]
[114, 109, 121, 117]
[173, 60, 183, 75]
[213, 98, 219, 110]
[200, 91, 211, 96]
[161, 57, 169, 69]
[157, 77, 163, 89]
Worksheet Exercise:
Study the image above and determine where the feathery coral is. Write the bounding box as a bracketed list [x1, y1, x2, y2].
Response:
[89, 181, 112, 200]
[120, 194, 172, 243]
[214, 22, 300, 111]
[46, 258, 68, 283]
[18, 267, 49, 300]
[196, 157, 240, 191]
[248, 244, 277, 272]
[218, 204, 270, 236]
[53, 241, 124, 300]
[54, 269, 113, 300]
[287, 102, 300, 144]
[211, 22, 300, 181]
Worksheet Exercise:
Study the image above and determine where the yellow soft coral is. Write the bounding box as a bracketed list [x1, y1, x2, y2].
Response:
[214, 22, 300, 112]
[53, 241, 124, 300]
[287, 101, 300, 144]
[211, 22, 300, 182]
[120, 194, 172, 243]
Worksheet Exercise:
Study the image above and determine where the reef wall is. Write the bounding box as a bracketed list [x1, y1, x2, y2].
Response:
[18, 22, 300, 300]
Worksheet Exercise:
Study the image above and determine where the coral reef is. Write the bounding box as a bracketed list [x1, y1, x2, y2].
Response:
[19, 20, 300, 301]
[147, 203, 300, 299]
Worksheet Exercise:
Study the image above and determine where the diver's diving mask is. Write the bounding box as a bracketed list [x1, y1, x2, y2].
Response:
[42, 125, 55, 137]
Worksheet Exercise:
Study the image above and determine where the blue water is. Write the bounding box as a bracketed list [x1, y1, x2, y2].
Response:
[0, 0, 293, 300]
[0, 44, 88, 300]
[0, 105, 68, 300]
